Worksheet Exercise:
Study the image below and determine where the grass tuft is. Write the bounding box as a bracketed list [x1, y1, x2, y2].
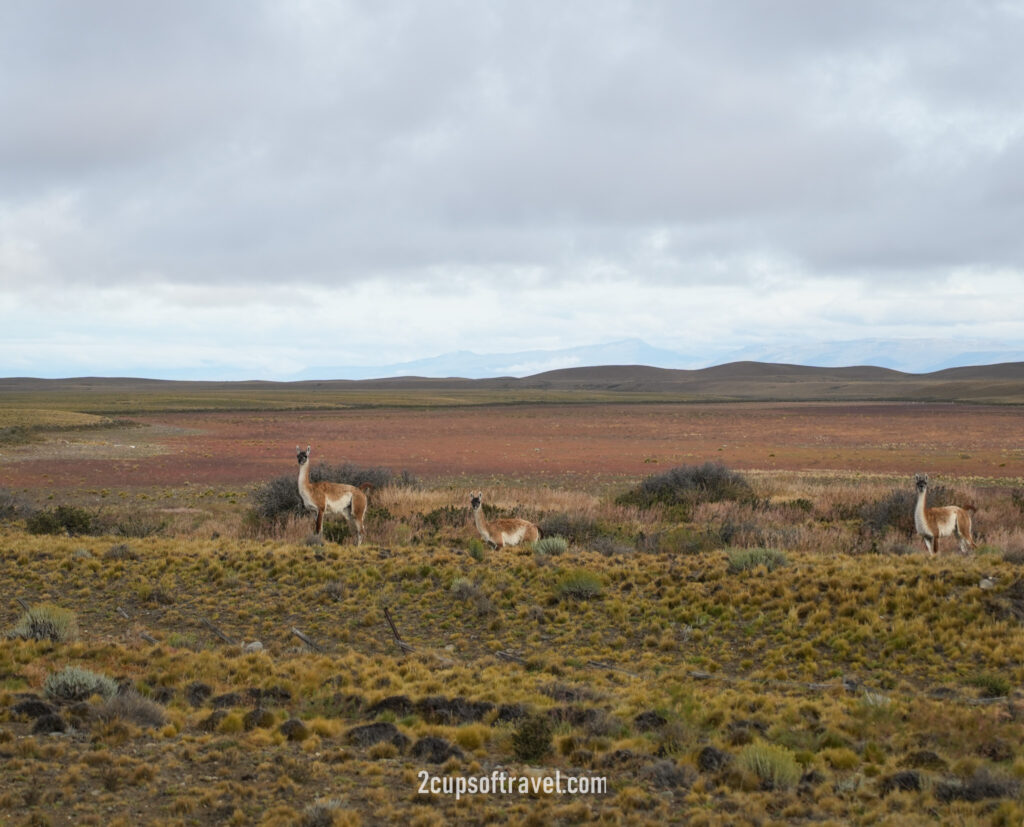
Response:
[9, 604, 80, 643]
[555, 569, 604, 600]
[726, 547, 788, 573]
[737, 741, 802, 790]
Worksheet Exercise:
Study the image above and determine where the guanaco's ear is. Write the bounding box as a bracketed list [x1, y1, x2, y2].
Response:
[306, 445, 311, 454]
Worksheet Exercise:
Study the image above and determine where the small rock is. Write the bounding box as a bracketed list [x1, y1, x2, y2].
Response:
[243, 641, 264, 653]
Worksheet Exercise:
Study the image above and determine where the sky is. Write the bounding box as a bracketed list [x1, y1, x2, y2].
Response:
[2, 0, 1024, 379]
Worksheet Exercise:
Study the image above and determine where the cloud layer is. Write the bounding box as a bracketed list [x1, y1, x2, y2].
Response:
[2, 1, 1023, 377]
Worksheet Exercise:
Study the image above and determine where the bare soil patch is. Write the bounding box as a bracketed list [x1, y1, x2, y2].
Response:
[1, 402, 1020, 491]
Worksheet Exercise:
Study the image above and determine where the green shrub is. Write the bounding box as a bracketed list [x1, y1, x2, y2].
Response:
[44, 666, 119, 702]
[9, 604, 80, 643]
[617, 462, 755, 519]
[421, 505, 465, 532]
[512, 714, 553, 762]
[738, 741, 801, 790]
[26, 504, 94, 536]
[534, 536, 569, 556]
[538, 513, 602, 544]
[970, 673, 1011, 698]
[467, 538, 487, 561]
[555, 569, 604, 601]
[727, 548, 788, 573]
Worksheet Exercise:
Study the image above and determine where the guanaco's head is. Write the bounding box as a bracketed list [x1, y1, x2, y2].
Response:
[914, 473, 928, 492]
[296, 445, 311, 466]
[470, 492, 482, 511]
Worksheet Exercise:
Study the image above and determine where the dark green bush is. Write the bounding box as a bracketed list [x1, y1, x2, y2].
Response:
[421, 505, 465, 532]
[617, 462, 755, 519]
[26, 505, 95, 536]
[512, 714, 553, 761]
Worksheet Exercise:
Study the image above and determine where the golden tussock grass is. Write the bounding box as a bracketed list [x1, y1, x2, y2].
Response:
[2, 468, 1024, 823]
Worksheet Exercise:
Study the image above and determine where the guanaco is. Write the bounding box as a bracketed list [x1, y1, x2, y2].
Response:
[914, 473, 976, 555]
[296, 445, 371, 545]
[469, 491, 541, 550]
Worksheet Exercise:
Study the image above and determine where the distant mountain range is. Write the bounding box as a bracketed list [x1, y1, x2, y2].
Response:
[5, 357, 1024, 405]
[299, 337, 1024, 381]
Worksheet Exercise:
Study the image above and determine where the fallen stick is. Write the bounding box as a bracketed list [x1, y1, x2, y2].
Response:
[291, 627, 324, 652]
[16, 597, 31, 612]
[382, 606, 415, 654]
[496, 650, 526, 665]
[199, 616, 236, 645]
[586, 660, 640, 678]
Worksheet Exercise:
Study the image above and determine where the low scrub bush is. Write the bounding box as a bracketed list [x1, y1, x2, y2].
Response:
[555, 569, 604, 600]
[512, 713, 553, 762]
[97, 691, 167, 728]
[9, 604, 79, 643]
[45, 666, 119, 702]
[26, 504, 95, 536]
[588, 535, 635, 556]
[421, 505, 466, 532]
[538, 512, 602, 544]
[534, 536, 568, 556]
[727, 548, 788, 573]
[738, 741, 801, 790]
[617, 462, 755, 519]
[0, 488, 27, 520]
[111, 509, 167, 538]
[969, 673, 1011, 698]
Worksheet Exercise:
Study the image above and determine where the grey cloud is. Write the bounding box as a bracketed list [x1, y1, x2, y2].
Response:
[2, 0, 1023, 292]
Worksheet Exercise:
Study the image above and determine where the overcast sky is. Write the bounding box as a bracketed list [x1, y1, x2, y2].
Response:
[2, 1, 1024, 378]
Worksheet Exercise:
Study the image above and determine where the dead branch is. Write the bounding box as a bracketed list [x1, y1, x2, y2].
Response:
[198, 616, 236, 645]
[382, 606, 415, 654]
[291, 627, 324, 653]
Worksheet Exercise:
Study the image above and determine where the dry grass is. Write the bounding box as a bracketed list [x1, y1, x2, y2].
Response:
[3, 468, 1024, 823]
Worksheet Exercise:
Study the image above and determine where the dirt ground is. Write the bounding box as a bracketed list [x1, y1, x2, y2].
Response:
[1, 402, 1022, 491]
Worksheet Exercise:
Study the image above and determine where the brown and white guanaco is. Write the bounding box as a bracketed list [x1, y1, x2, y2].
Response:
[296, 445, 371, 545]
[469, 491, 541, 550]
[914, 473, 976, 555]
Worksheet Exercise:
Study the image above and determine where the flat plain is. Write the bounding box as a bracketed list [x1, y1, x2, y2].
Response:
[2, 381, 1024, 825]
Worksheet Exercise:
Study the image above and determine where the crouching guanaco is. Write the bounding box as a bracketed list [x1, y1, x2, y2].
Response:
[469, 491, 541, 549]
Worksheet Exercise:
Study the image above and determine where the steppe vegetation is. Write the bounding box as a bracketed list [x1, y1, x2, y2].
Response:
[4, 454, 1024, 825]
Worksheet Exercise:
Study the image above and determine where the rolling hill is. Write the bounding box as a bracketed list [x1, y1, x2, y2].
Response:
[2, 360, 1024, 407]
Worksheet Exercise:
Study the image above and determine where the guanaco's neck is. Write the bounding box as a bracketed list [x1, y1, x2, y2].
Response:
[298, 461, 315, 501]
[914, 486, 929, 528]
[472, 507, 489, 538]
